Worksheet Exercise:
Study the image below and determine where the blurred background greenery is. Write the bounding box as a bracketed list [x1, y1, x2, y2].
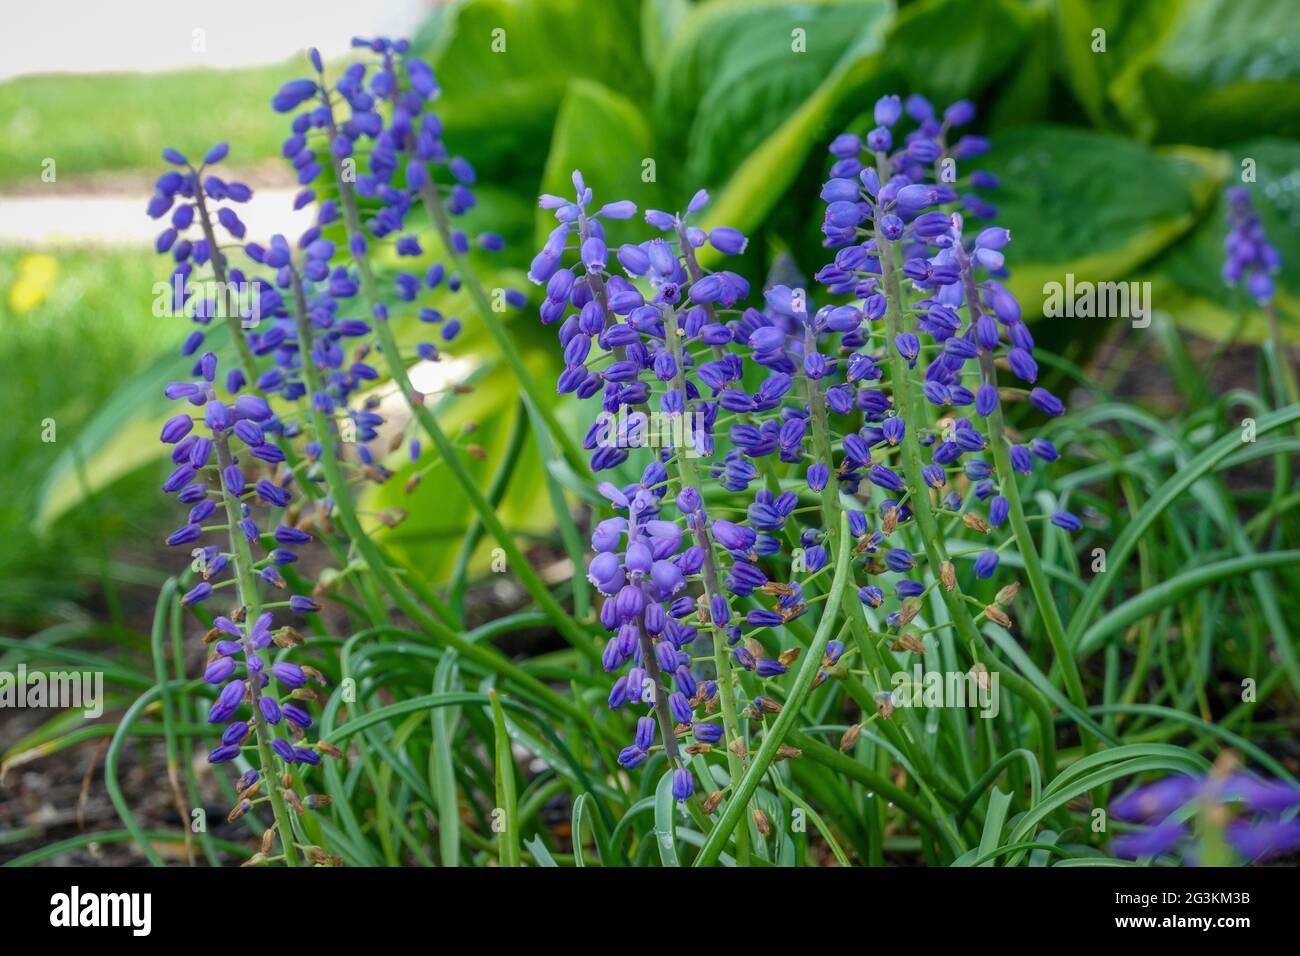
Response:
[2, 0, 1297, 634]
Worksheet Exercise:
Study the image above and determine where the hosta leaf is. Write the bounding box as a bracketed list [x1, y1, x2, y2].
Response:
[978, 126, 1220, 330]
[1052, 0, 1182, 130]
[1108, 0, 1300, 145]
[413, 0, 649, 189]
[536, 79, 660, 249]
[883, 0, 1033, 109]
[654, 0, 893, 201]
[35, 332, 234, 532]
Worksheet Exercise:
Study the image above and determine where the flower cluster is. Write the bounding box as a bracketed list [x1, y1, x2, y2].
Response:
[157, 340, 327, 770]
[533, 94, 1083, 798]
[1222, 186, 1281, 304]
[1110, 772, 1300, 862]
[148, 32, 524, 860]
[146, 143, 262, 361]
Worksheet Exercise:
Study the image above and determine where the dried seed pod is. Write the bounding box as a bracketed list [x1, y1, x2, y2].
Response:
[890, 632, 926, 655]
[840, 724, 862, 752]
[940, 560, 957, 591]
[984, 604, 1012, 628]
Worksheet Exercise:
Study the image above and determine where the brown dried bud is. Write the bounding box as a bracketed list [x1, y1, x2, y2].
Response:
[963, 512, 990, 534]
[940, 560, 957, 591]
[897, 599, 921, 625]
[231, 606, 247, 624]
[242, 852, 268, 868]
[684, 743, 713, 756]
[882, 507, 899, 535]
[891, 633, 926, 655]
[304, 794, 333, 810]
[702, 791, 724, 814]
[778, 646, 802, 667]
[404, 473, 422, 495]
[281, 772, 292, 789]
[376, 508, 408, 528]
[780, 603, 807, 622]
[969, 662, 991, 693]
[283, 789, 304, 813]
[467, 444, 487, 461]
[744, 638, 765, 661]
[756, 696, 782, 714]
[729, 737, 748, 758]
[227, 800, 251, 823]
[261, 829, 274, 855]
[202, 627, 219, 645]
[775, 745, 802, 761]
[452, 384, 474, 395]
[752, 809, 771, 836]
[760, 581, 795, 597]
[303, 845, 331, 865]
[995, 581, 1021, 606]
[984, 604, 1012, 628]
[839, 724, 862, 752]
[317, 741, 344, 760]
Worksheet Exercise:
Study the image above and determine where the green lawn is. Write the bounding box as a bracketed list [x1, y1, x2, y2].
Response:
[0, 247, 180, 626]
[0, 63, 301, 187]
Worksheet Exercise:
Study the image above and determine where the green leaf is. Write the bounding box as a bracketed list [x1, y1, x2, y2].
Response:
[35, 330, 233, 532]
[975, 787, 1014, 866]
[523, 834, 559, 866]
[1108, 0, 1300, 146]
[655, 0, 892, 201]
[1053, 0, 1182, 129]
[641, 0, 690, 68]
[414, 0, 649, 188]
[977, 125, 1218, 324]
[489, 690, 521, 868]
[653, 769, 682, 867]
[536, 79, 659, 249]
[884, 0, 1032, 108]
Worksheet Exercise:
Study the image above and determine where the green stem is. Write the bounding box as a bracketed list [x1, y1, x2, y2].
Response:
[285, 270, 601, 730]
[953, 245, 1091, 743]
[661, 304, 751, 866]
[693, 513, 852, 867]
[317, 95, 598, 666]
[873, 192, 1057, 778]
[212, 432, 299, 866]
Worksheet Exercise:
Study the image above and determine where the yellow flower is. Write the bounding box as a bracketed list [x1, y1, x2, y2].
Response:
[9, 253, 58, 313]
